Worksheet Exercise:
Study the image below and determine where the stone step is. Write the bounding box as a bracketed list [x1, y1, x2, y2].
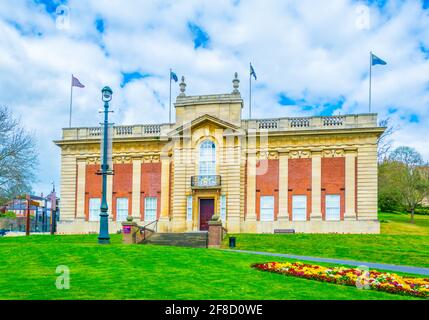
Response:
[143, 232, 208, 248]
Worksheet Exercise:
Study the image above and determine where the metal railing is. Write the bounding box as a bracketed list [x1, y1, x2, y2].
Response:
[191, 175, 221, 188]
[138, 219, 159, 241]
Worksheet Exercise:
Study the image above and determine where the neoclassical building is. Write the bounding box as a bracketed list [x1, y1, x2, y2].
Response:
[54, 74, 384, 234]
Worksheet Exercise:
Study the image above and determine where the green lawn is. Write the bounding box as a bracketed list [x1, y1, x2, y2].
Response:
[223, 213, 429, 268]
[1, 212, 428, 300]
[0, 234, 419, 300]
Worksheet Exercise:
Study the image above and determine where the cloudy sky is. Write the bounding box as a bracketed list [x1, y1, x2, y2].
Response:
[0, 0, 428, 194]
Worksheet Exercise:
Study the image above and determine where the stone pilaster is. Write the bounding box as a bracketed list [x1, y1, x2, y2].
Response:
[159, 153, 171, 231]
[76, 159, 86, 220]
[131, 158, 142, 219]
[311, 149, 322, 220]
[246, 151, 257, 221]
[344, 149, 357, 220]
[278, 150, 289, 220]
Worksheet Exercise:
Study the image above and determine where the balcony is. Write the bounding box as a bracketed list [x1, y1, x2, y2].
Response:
[191, 175, 221, 189]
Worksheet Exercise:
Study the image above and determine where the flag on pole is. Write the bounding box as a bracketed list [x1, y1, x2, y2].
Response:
[368, 52, 387, 113]
[170, 70, 178, 82]
[371, 53, 387, 66]
[69, 74, 85, 127]
[71, 75, 85, 88]
[250, 63, 257, 80]
[169, 69, 178, 124]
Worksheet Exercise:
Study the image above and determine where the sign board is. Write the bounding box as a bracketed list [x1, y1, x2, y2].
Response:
[123, 225, 131, 234]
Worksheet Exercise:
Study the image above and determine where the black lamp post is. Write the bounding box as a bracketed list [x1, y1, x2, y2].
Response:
[98, 86, 113, 245]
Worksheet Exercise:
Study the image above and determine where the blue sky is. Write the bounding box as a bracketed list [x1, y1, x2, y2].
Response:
[0, 0, 428, 194]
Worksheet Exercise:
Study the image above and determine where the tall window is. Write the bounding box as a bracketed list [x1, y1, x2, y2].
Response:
[292, 195, 307, 221]
[89, 198, 101, 221]
[199, 140, 216, 176]
[116, 198, 128, 222]
[144, 197, 157, 221]
[220, 195, 227, 221]
[260, 196, 274, 221]
[326, 194, 341, 221]
[186, 196, 193, 221]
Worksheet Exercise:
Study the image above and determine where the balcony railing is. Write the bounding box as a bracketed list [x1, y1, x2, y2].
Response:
[191, 175, 221, 189]
[244, 114, 378, 132]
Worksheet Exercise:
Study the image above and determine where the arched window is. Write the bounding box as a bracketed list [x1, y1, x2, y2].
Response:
[199, 140, 216, 176]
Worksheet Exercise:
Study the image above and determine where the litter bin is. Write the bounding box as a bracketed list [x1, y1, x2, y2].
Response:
[229, 236, 236, 248]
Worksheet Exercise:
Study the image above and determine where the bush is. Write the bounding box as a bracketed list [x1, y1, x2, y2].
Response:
[414, 207, 429, 215]
[378, 190, 403, 213]
[0, 211, 16, 219]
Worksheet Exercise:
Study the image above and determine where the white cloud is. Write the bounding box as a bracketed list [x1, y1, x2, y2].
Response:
[0, 0, 428, 194]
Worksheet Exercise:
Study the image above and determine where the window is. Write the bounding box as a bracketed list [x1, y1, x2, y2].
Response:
[144, 197, 157, 221]
[116, 198, 128, 222]
[220, 195, 227, 221]
[292, 195, 307, 221]
[89, 198, 101, 221]
[199, 140, 216, 176]
[260, 196, 274, 221]
[186, 196, 193, 221]
[326, 194, 341, 221]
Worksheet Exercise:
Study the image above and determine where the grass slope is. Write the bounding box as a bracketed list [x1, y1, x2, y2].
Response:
[0, 234, 417, 300]
[223, 213, 429, 268]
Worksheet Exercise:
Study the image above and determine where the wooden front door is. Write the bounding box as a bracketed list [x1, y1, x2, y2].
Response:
[199, 198, 214, 231]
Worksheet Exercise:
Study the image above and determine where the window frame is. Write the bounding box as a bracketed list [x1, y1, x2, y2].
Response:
[325, 194, 341, 221]
[144, 197, 158, 221]
[116, 197, 129, 222]
[292, 195, 307, 221]
[220, 194, 227, 221]
[89, 198, 101, 221]
[199, 140, 216, 176]
[260, 195, 274, 222]
[186, 195, 193, 221]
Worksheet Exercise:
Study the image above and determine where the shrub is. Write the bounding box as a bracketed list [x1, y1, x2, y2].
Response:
[0, 211, 16, 219]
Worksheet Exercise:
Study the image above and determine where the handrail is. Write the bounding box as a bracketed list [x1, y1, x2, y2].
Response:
[138, 219, 159, 240]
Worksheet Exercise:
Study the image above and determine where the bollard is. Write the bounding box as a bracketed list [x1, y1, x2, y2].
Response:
[229, 236, 236, 248]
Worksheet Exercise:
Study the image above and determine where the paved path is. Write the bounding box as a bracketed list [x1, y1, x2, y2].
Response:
[226, 249, 429, 276]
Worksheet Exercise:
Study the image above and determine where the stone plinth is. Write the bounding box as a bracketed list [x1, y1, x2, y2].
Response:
[208, 216, 223, 248]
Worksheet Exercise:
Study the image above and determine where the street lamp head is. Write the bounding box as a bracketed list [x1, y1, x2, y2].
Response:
[101, 86, 113, 102]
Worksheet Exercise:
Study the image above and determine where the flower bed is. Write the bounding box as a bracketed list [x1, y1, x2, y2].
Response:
[252, 262, 429, 298]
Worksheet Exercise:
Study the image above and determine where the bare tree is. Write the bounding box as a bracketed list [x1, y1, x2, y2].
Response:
[0, 106, 38, 204]
[389, 146, 429, 223]
[377, 117, 399, 162]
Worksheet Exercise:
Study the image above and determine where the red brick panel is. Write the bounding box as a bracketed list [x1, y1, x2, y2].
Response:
[288, 158, 312, 220]
[84, 164, 102, 221]
[321, 157, 345, 220]
[112, 163, 133, 220]
[140, 162, 161, 220]
[256, 159, 279, 220]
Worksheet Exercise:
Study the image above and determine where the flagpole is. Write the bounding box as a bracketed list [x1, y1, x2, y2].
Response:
[69, 74, 73, 128]
[249, 62, 252, 119]
[369, 52, 372, 113]
[169, 68, 172, 124]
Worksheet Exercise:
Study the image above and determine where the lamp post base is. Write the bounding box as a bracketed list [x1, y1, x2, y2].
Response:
[98, 237, 111, 245]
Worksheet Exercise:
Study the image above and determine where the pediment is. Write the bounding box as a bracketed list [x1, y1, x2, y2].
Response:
[167, 114, 243, 137]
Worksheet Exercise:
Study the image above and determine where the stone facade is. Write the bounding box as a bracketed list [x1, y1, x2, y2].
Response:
[54, 76, 384, 234]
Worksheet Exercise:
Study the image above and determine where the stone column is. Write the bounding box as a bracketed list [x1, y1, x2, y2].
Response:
[131, 158, 142, 219]
[311, 149, 322, 220]
[246, 151, 257, 222]
[159, 153, 171, 229]
[278, 150, 289, 221]
[76, 159, 86, 220]
[344, 149, 357, 220]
